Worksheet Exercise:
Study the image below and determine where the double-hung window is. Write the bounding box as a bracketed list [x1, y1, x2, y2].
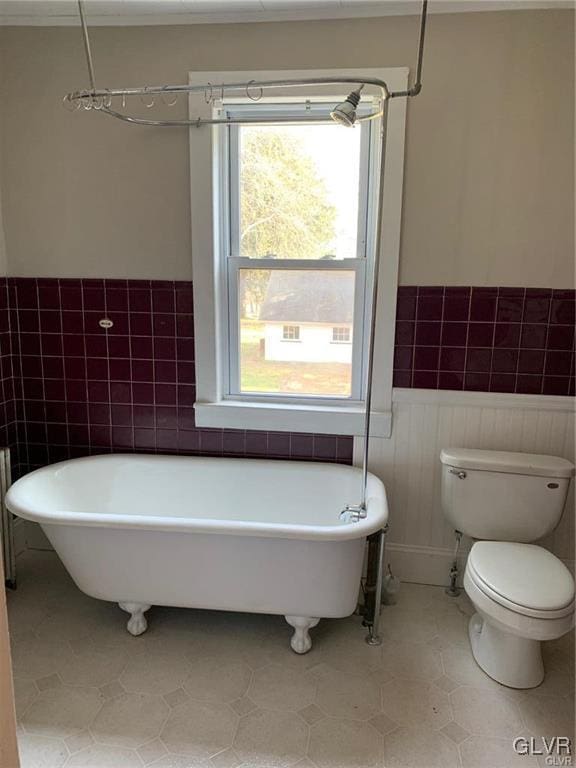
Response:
[190, 68, 408, 436]
[221, 99, 378, 404]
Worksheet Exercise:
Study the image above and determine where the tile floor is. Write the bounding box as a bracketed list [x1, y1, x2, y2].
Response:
[7, 550, 575, 768]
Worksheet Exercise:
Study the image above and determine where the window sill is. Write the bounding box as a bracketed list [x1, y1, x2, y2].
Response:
[194, 400, 392, 437]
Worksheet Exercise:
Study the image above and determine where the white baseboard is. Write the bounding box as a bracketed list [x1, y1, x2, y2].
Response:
[386, 542, 575, 586]
[386, 543, 468, 587]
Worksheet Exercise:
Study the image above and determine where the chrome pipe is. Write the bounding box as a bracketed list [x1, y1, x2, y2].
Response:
[389, 0, 428, 98]
[366, 525, 388, 645]
[77, 0, 96, 92]
[66, 76, 391, 104]
[360, 96, 389, 512]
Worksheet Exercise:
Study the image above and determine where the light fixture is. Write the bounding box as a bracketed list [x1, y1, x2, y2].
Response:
[330, 85, 365, 127]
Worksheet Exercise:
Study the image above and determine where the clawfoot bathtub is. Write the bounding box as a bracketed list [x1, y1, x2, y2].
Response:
[6, 454, 387, 653]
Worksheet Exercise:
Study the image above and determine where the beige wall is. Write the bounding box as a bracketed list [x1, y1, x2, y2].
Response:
[0, 9, 573, 286]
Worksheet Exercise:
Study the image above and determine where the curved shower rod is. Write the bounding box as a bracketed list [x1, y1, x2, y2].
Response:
[65, 0, 428, 127]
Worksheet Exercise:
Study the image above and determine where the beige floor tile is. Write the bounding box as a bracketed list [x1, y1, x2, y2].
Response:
[315, 667, 380, 720]
[11, 635, 72, 681]
[21, 684, 104, 739]
[66, 744, 143, 767]
[434, 611, 470, 649]
[137, 738, 168, 765]
[459, 736, 540, 767]
[184, 656, 252, 703]
[368, 713, 397, 736]
[381, 608, 439, 643]
[380, 640, 443, 681]
[13, 676, 39, 717]
[249, 663, 316, 711]
[381, 677, 452, 730]
[450, 686, 523, 738]
[298, 703, 324, 725]
[383, 725, 459, 768]
[161, 699, 237, 759]
[439, 721, 469, 744]
[59, 646, 129, 688]
[210, 748, 241, 768]
[530, 667, 574, 698]
[17, 733, 69, 768]
[517, 693, 575, 738]
[233, 709, 308, 767]
[441, 645, 506, 690]
[308, 717, 382, 768]
[121, 651, 190, 695]
[10, 553, 573, 768]
[65, 730, 94, 754]
[92, 692, 170, 748]
[34, 608, 104, 645]
[6, 596, 52, 638]
[230, 696, 257, 716]
[149, 756, 212, 768]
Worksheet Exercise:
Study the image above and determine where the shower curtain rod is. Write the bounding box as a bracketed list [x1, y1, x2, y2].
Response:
[66, 0, 429, 648]
[66, 0, 428, 126]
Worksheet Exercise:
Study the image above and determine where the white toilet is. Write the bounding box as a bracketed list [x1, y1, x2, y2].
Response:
[440, 448, 575, 689]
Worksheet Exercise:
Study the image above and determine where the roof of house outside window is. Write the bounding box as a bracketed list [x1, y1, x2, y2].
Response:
[260, 271, 354, 324]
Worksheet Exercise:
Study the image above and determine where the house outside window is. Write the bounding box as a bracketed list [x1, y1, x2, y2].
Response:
[190, 68, 408, 436]
[282, 325, 301, 341]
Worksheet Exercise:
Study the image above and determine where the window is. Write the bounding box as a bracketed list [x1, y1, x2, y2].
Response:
[222, 101, 375, 402]
[332, 327, 351, 343]
[190, 68, 408, 436]
[282, 325, 301, 341]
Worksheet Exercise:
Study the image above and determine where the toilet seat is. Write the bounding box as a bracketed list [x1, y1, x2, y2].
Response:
[467, 541, 575, 620]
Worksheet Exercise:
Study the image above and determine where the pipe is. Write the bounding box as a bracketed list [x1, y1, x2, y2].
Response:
[360, 96, 389, 512]
[77, 0, 96, 92]
[365, 525, 388, 645]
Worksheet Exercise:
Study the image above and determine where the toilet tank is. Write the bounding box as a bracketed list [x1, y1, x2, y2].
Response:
[440, 448, 574, 542]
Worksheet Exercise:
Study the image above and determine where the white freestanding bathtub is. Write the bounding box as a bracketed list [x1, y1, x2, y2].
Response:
[6, 454, 387, 652]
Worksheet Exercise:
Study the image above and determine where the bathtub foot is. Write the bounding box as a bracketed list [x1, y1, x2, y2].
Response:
[119, 602, 151, 637]
[285, 616, 320, 654]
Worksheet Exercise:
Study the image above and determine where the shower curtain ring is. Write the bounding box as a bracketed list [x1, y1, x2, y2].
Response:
[140, 89, 155, 108]
[161, 91, 179, 107]
[204, 83, 213, 104]
[63, 94, 81, 112]
[246, 80, 263, 101]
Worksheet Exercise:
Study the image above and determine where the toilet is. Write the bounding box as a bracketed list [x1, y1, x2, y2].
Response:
[440, 448, 575, 689]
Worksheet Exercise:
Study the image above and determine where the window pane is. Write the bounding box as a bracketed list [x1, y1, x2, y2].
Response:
[239, 124, 362, 260]
[238, 269, 355, 397]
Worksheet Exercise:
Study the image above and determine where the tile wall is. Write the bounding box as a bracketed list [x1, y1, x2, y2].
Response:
[394, 286, 575, 395]
[0, 279, 573, 477]
[8, 278, 353, 476]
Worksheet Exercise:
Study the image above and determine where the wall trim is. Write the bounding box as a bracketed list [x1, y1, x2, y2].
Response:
[392, 387, 575, 412]
[386, 542, 575, 587]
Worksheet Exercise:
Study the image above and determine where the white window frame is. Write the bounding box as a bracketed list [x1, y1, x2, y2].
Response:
[190, 68, 408, 437]
[223, 99, 372, 404]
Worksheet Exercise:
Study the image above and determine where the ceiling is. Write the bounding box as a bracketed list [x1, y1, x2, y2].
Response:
[0, 0, 572, 25]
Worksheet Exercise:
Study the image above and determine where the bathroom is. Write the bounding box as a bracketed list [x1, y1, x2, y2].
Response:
[0, 0, 574, 766]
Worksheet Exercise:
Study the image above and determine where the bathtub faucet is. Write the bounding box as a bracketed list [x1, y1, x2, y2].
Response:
[340, 504, 367, 523]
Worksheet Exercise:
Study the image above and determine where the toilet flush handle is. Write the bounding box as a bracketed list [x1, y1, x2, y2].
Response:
[449, 469, 467, 479]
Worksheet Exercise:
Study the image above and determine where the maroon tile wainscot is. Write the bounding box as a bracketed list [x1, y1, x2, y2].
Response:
[394, 286, 574, 396]
[0, 278, 573, 477]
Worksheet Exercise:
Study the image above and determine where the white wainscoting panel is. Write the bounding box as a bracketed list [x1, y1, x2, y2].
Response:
[354, 389, 575, 585]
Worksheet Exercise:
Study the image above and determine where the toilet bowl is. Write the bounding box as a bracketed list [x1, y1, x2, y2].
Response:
[464, 541, 575, 689]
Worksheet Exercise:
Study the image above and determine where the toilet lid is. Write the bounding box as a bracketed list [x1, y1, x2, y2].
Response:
[468, 542, 575, 615]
